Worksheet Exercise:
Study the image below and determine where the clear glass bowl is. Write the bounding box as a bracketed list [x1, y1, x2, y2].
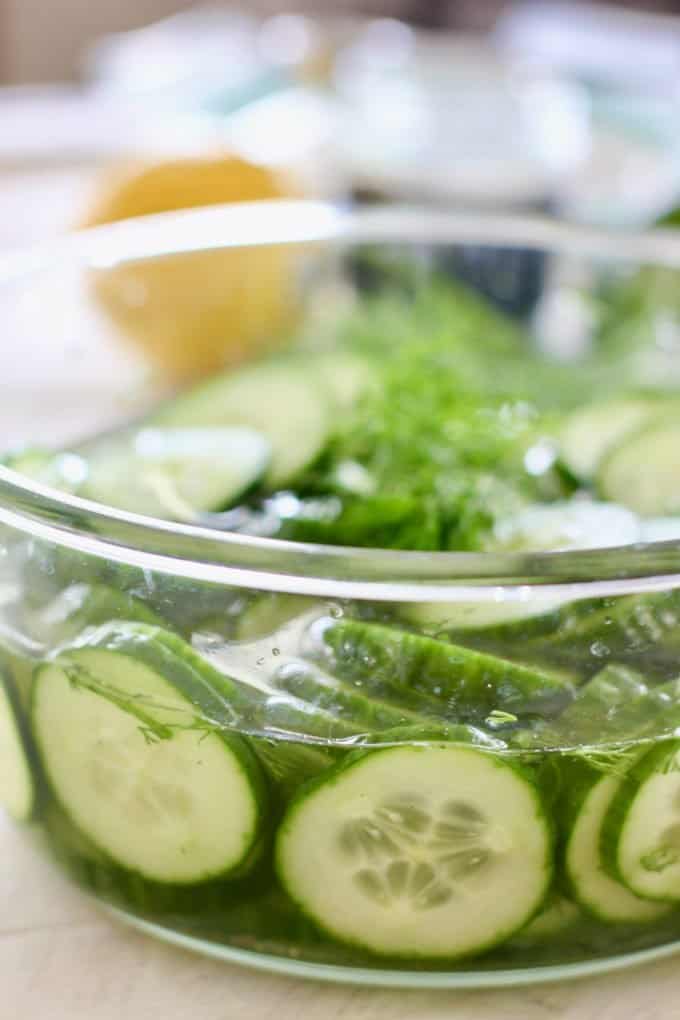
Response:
[4, 200, 680, 988]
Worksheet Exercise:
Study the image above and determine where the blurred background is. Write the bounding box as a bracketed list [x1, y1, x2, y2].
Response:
[3, 0, 680, 250]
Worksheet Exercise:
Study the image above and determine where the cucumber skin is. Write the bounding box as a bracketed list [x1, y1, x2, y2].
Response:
[66, 621, 355, 792]
[274, 740, 555, 960]
[558, 757, 618, 921]
[274, 666, 436, 733]
[33, 627, 270, 884]
[323, 620, 575, 722]
[601, 739, 680, 903]
[0, 666, 41, 822]
[521, 591, 680, 679]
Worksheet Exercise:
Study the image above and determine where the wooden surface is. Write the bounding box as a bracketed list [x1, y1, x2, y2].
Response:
[2, 163, 680, 1019]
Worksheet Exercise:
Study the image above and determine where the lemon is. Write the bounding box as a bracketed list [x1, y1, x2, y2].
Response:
[82, 156, 300, 384]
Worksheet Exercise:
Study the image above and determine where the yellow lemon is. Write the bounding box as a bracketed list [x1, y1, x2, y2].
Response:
[82, 155, 300, 384]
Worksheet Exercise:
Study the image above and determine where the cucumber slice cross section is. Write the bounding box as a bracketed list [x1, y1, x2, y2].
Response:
[276, 743, 553, 958]
[599, 421, 680, 516]
[151, 358, 331, 489]
[32, 633, 267, 884]
[560, 398, 659, 481]
[562, 760, 668, 924]
[602, 739, 680, 903]
[81, 426, 270, 519]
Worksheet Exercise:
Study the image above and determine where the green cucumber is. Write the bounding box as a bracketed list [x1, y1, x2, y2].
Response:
[273, 663, 436, 733]
[602, 739, 680, 903]
[79, 426, 270, 519]
[560, 398, 660, 481]
[232, 594, 323, 643]
[525, 589, 680, 677]
[598, 421, 680, 515]
[20, 583, 165, 649]
[401, 594, 572, 638]
[32, 626, 268, 884]
[489, 501, 640, 552]
[322, 620, 575, 722]
[276, 742, 553, 958]
[561, 757, 669, 924]
[151, 357, 332, 489]
[0, 669, 37, 821]
[535, 665, 649, 749]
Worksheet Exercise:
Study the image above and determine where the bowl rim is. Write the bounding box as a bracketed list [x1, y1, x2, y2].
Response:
[4, 197, 680, 601]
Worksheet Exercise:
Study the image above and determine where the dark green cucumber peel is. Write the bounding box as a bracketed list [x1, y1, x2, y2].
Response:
[322, 620, 576, 722]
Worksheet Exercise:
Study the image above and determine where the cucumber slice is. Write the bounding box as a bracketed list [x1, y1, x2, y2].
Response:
[32, 628, 267, 884]
[0, 670, 36, 822]
[151, 358, 331, 488]
[314, 351, 374, 411]
[276, 743, 553, 958]
[602, 739, 680, 903]
[640, 517, 680, 543]
[526, 589, 680, 677]
[560, 398, 659, 481]
[21, 583, 165, 649]
[401, 594, 571, 635]
[232, 594, 322, 643]
[322, 620, 575, 722]
[540, 665, 649, 749]
[599, 421, 680, 515]
[562, 758, 668, 924]
[490, 501, 640, 552]
[273, 662, 435, 732]
[80, 426, 270, 519]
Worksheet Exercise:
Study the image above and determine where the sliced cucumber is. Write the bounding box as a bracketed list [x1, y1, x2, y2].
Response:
[490, 501, 640, 552]
[273, 662, 435, 733]
[562, 758, 668, 924]
[232, 594, 323, 643]
[0, 670, 37, 822]
[599, 421, 680, 516]
[151, 358, 331, 489]
[80, 426, 270, 519]
[322, 620, 575, 722]
[560, 398, 659, 481]
[602, 739, 680, 903]
[542, 665, 649, 749]
[640, 517, 680, 543]
[21, 583, 165, 649]
[401, 594, 572, 635]
[314, 351, 374, 411]
[276, 743, 553, 958]
[32, 626, 267, 884]
[525, 589, 680, 677]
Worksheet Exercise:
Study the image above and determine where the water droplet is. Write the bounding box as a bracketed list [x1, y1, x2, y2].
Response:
[272, 647, 280, 656]
[329, 605, 342, 619]
[590, 641, 610, 658]
[256, 657, 265, 666]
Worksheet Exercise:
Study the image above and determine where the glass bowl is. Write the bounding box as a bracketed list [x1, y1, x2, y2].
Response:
[4, 200, 680, 988]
